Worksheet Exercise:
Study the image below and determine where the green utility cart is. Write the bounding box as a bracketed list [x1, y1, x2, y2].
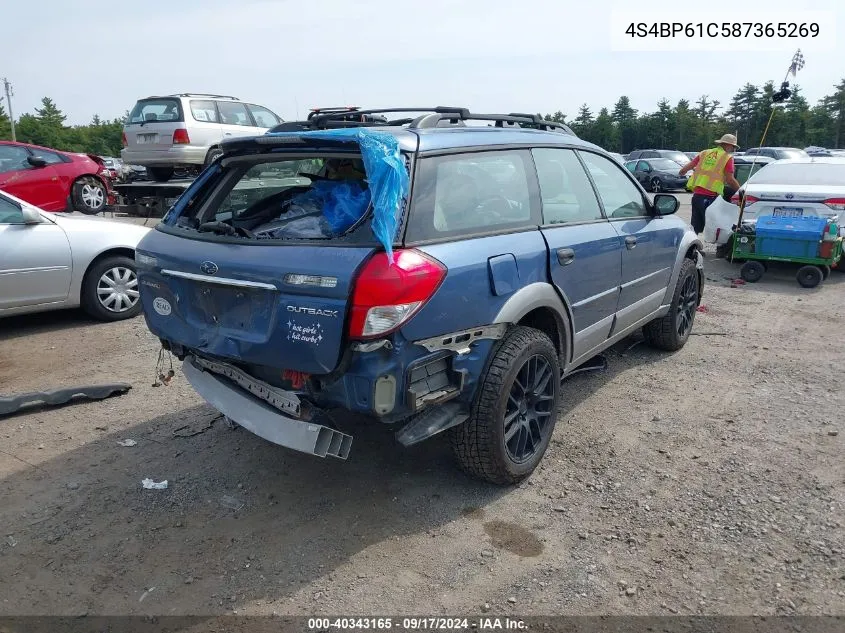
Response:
[732, 214, 842, 288]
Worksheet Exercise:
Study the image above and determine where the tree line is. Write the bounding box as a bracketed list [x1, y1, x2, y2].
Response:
[2, 79, 845, 157]
[541, 78, 845, 154]
[0, 97, 125, 157]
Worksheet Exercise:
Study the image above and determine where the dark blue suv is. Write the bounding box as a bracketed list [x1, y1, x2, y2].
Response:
[135, 107, 703, 485]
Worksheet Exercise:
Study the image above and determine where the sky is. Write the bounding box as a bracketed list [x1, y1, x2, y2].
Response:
[1, 0, 842, 126]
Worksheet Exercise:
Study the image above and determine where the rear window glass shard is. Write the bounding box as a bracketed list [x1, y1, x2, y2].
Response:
[174, 128, 410, 256]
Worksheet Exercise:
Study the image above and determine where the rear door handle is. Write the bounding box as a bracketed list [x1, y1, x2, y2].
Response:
[557, 248, 575, 265]
[625, 236, 637, 250]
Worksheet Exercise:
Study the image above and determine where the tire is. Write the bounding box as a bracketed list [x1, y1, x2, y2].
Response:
[204, 147, 224, 167]
[643, 257, 699, 352]
[740, 261, 765, 283]
[821, 265, 831, 280]
[71, 177, 107, 214]
[81, 255, 142, 321]
[796, 265, 823, 288]
[715, 234, 734, 259]
[450, 326, 561, 485]
[147, 166, 174, 182]
[650, 177, 662, 193]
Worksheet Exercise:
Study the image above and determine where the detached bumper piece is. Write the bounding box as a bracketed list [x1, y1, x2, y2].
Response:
[0, 383, 131, 418]
[183, 356, 351, 460]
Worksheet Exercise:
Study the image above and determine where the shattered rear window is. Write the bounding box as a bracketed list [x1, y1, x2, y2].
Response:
[188, 156, 373, 240]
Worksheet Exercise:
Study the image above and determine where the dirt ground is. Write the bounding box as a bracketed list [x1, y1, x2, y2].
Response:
[1, 198, 843, 617]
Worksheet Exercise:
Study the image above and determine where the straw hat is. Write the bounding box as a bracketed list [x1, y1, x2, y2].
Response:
[714, 133, 739, 148]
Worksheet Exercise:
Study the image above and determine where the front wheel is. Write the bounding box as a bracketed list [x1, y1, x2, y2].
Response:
[72, 177, 107, 214]
[81, 255, 142, 321]
[643, 257, 699, 351]
[740, 260, 765, 283]
[650, 177, 663, 193]
[450, 326, 561, 485]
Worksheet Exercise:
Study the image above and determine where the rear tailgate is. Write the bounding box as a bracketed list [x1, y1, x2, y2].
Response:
[743, 183, 844, 221]
[125, 97, 185, 152]
[137, 229, 373, 374]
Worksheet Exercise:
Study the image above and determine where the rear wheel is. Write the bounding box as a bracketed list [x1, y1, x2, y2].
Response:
[81, 255, 141, 321]
[796, 265, 823, 288]
[643, 257, 698, 351]
[820, 265, 831, 280]
[650, 177, 662, 193]
[147, 166, 174, 182]
[72, 177, 107, 214]
[450, 326, 560, 485]
[740, 261, 765, 283]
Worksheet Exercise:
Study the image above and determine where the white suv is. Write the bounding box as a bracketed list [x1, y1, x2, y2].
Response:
[120, 94, 282, 182]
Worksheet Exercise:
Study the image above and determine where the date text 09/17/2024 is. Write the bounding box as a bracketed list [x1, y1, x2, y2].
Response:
[307, 617, 527, 630]
[624, 22, 820, 39]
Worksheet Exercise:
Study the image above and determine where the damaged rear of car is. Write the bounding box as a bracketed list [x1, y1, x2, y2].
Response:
[135, 126, 476, 461]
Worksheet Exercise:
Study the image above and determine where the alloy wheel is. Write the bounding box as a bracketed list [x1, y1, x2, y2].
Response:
[503, 354, 556, 463]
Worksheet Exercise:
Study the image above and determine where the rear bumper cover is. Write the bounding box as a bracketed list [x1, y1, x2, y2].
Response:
[121, 145, 208, 167]
[182, 355, 351, 459]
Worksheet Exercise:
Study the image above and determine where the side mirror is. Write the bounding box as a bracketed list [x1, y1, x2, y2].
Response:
[21, 205, 42, 224]
[27, 155, 48, 168]
[653, 194, 679, 216]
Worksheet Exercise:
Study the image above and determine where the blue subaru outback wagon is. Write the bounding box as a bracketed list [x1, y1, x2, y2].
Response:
[135, 107, 703, 485]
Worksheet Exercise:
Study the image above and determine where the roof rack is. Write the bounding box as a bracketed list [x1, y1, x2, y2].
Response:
[164, 93, 240, 100]
[270, 107, 575, 134]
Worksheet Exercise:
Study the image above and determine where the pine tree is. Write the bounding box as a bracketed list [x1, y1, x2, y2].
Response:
[0, 101, 11, 140]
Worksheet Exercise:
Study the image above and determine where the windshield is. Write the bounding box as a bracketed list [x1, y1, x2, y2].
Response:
[176, 155, 377, 241]
[660, 151, 689, 164]
[127, 98, 183, 125]
[779, 149, 810, 160]
[749, 162, 845, 186]
[649, 159, 682, 171]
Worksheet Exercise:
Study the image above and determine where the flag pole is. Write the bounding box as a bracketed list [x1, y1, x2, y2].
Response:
[732, 49, 803, 258]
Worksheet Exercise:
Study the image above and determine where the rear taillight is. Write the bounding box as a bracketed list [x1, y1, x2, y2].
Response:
[121, 132, 127, 147]
[730, 191, 759, 206]
[172, 128, 190, 145]
[824, 197, 845, 211]
[349, 249, 446, 340]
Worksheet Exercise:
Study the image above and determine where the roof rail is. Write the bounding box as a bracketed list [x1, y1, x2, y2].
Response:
[165, 93, 240, 100]
[293, 107, 574, 134]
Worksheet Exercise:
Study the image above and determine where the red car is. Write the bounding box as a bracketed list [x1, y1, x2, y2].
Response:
[0, 141, 115, 214]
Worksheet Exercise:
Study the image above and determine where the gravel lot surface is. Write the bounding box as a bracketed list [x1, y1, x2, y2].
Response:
[1, 195, 842, 616]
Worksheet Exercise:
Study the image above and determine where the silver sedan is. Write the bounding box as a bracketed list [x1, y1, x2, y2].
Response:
[0, 190, 151, 321]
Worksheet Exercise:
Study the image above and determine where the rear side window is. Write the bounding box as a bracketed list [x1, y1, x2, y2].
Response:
[127, 98, 183, 124]
[533, 148, 603, 224]
[217, 101, 252, 127]
[248, 104, 281, 128]
[29, 148, 65, 164]
[407, 150, 534, 242]
[190, 100, 219, 123]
